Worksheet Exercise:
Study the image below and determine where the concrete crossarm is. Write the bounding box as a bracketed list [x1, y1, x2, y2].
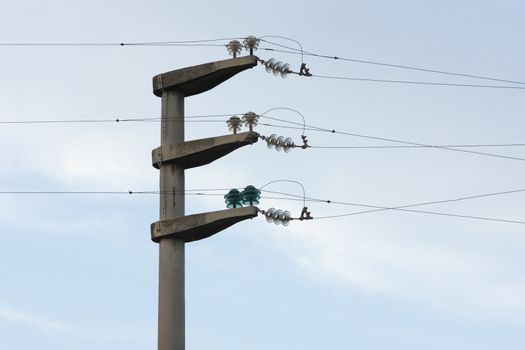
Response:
[152, 131, 259, 169]
[153, 56, 259, 97]
[151, 207, 259, 243]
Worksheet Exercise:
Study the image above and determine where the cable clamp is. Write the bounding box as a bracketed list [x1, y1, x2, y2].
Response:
[299, 207, 313, 220]
[300, 135, 310, 149]
[299, 63, 312, 77]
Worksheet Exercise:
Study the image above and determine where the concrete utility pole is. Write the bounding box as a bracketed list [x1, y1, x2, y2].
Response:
[151, 56, 260, 350]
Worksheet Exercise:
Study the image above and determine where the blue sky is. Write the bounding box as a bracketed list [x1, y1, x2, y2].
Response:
[1, 1, 524, 349]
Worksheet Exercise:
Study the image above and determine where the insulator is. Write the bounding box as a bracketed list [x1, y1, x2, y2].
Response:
[265, 134, 297, 152]
[273, 61, 283, 76]
[274, 136, 285, 151]
[227, 40, 242, 57]
[243, 36, 260, 51]
[281, 211, 291, 226]
[265, 208, 276, 223]
[265, 58, 276, 73]
[266, 134, 278, 149]
[227, 116, 242, 133]
[241, 185, 261, 206]
[283, 137, 294, 153]
[263, 208, 293, 225]
[224, 189, 243, 208]
[273, 209, 283, 225]
[242, 112, 259, 131]
[280, 63, 291, 78]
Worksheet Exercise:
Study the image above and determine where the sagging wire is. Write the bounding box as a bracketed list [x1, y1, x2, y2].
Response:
[258, 179, 313, 224]
[259, 108, 310, 152]
[259, 35, 312, 77]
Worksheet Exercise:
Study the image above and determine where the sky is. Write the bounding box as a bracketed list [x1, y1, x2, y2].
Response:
[0, 0, 524, 349]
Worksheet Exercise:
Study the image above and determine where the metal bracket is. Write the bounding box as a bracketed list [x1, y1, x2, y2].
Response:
[300, 135, 310, 149]
[299, 207, 313, 220]
[299, 63, 312, 77]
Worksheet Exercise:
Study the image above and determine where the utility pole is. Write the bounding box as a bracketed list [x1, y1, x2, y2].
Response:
[151, 56, 259, 350]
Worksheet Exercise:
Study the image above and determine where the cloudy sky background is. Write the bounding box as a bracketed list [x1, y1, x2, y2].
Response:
[1, 1, 524, 349]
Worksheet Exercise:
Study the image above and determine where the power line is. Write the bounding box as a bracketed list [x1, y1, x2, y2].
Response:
[4, 35, 524, 88]
[310, 74, 525, 90]
[259, 36, 305, 64]
[0, 114, 241, 124]
[0, 37, 242, 47]
[2, 187, 524, 225]
[259, 43, 525, 86]
[5, 34, 524, 88]
[0, 188, 235, 195]
[264, 188, 525, 207]
[3, 187, 524, 206]
[2, 114, 523, 161]
[0, 191, 151, 195]
[258, 119, 525, 162]
[323, 188, 525, 209]
[262, 188, 525, 225]
[315, 207, 525, 225]
[315, 127, 525, 162]
[308, 144, 525, 149]
[0, 43, 228, 47]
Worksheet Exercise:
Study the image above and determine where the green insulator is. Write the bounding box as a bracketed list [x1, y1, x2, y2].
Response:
[241, 185, 261, 206]
[224, 189, 243, 208]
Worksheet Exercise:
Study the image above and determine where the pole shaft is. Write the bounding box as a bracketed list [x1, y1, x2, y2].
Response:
[158, 90, 185, 350]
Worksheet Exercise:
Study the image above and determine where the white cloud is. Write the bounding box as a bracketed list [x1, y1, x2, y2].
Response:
[0, 304, 154, 342]
[0, 124, 156, 190]
[0, 305, 73, 335]
[265, 218, 525, 321]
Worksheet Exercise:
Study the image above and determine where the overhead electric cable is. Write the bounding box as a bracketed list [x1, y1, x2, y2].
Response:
[263, 188, 525, 225]
[259, 46, 525, 86]
[2, 187, 524, 225]
[259, 36, 305, 64]
[2, 113, 523, 162]
[0, 113, 242, 124]
[310, 74, 525, 90]
[264, 188, 525, 207]
[0, 37, 242, 47]
[0, 188, 236, 195]
[259, 118, 525, 162]
[3, 117, 522, 161]
[315, 127, 525, 162]
[4, 35, 523, 87]
[0, 191, 152, 195]
[314, 207, 525, 225]
[309, 143, 525, 149]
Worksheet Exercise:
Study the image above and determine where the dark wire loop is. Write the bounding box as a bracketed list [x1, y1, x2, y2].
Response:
[259, 179, 312, 220]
